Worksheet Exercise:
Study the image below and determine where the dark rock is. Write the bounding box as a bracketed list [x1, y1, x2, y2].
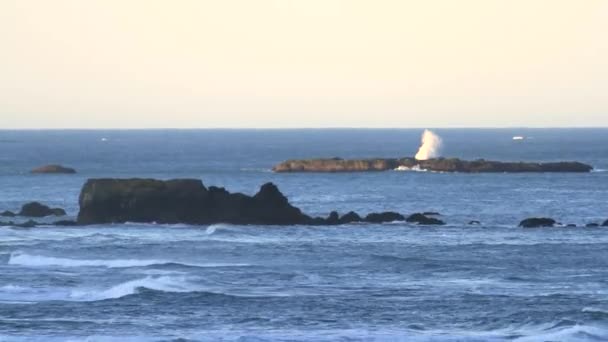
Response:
[406, 213, 446, 225]
[54, 220, 78, 226]
[586, 223, 600, 228]
[364, 212, 405, 223]
[1, 210, 16, 217]
[77, 179, 310, 225]
[566, 224, 577, 228]
[423, 212, 441, 216]
[519, 218, 556, 228]
[603, 220, 608, 227]
[31, 164, 76, 174]
[273, 157, 593, 173]
[339, 211, 362, 224]
[19, 202, 66, 217]
[325, 211, 340, 225]
[468, 220, 481, 225]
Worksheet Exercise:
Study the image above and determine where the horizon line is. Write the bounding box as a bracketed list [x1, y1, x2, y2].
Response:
[1, 126, 608, 131]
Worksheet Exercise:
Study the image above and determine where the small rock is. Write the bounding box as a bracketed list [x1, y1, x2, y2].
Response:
[406, 213, 445, 225]
[602, 220, 608, 227]
[31, 164, 76, 174]
[565, 224, 577, 228]
[325, 211, 340, 225]
[1, 210, 16, 217]
[339, 211, 362, 224]
[468, 220, 481, 225]
[19, 202, 66, 217]
[365, 212, 405, 223]
[423, 212, 441, 216]
[519, 218, 556, 228]
[586, 223, 600, 228]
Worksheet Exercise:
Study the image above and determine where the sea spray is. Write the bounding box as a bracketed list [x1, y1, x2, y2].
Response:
[415, 129, 443, 160]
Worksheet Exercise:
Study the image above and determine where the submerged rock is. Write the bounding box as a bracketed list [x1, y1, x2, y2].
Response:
[406, 213, 446, 225]
[31, 164, 76, 174]
[519, 218, 556, 228]
[19, 202, 66, 217]
[273, 157, 593, 173]
[586, 223, 600, 228]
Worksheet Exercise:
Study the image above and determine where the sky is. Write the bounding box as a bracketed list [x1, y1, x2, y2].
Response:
[1, 0, 607, 129]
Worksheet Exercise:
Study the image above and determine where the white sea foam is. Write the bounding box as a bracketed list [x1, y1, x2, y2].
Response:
[205, 223, 233, 235]
[8, 252, 250, 268]
[9, 253, 171, 268]
[70, 276, 200, 301]
[394, 165, 428, 172]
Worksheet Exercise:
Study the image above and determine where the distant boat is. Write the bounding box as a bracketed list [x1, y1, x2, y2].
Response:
[512, 136, 525, 141]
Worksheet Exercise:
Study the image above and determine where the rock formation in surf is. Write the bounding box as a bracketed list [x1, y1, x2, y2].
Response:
[519, 217, 556, 228]
[76, 178, 447, 226]
[31, 164, 77, 174]
[19, 202, 66, 217]
[272, 157, 593, 173]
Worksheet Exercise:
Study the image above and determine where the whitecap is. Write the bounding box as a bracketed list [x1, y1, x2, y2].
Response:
[8, 252, 251, 269]
[69, 276, 200, 301]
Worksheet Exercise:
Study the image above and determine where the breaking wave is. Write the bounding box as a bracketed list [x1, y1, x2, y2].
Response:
[7, 252, 250, 269]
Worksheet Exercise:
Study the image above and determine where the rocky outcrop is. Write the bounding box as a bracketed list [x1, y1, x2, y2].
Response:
[1, 210, 16, 217]
[603, 220, 608, 227]
[76, 178, 451, 226]
[364, 212, 405, 223]
[406, 213, 446, 225]
[77, 179, 311, 225]
[31, 164, 76, 174]
[519, 218, 556, 228]
[273, 157, 593, 173]
[272, 158, 401, 173]
[19, 202, 66, 217]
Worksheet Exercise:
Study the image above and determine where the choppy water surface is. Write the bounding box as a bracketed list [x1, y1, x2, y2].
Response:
[1, 129, 608, 341]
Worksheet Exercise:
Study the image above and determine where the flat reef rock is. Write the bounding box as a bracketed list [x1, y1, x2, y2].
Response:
[272, 157, 593, 173]
[31, 164, 76, 174]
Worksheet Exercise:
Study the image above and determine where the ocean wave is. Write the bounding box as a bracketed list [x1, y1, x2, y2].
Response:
[7, 252, 251, 269]
[70, 276, 202, 301]
[583, 307, 608, 315]
[0, 276, 239, 303]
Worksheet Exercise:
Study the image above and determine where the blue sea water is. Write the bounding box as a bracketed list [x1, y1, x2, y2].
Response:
[0, 128, 607, 341]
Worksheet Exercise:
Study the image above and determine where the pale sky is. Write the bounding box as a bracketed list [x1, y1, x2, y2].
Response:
[1, 0, 607, 129]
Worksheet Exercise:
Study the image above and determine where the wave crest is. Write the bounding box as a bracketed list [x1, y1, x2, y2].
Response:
[7, 252, 250, 269]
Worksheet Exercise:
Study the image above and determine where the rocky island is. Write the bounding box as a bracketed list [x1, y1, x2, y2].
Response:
[31, 164, 77, 174]
[272, 157, 593, 173]
[76, 178, 445, 226]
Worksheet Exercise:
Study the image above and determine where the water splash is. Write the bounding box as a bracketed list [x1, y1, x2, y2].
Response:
[415, 129, 443, 160]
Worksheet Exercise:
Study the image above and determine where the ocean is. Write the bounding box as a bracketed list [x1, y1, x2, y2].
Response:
[0, 128, 607, 341]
